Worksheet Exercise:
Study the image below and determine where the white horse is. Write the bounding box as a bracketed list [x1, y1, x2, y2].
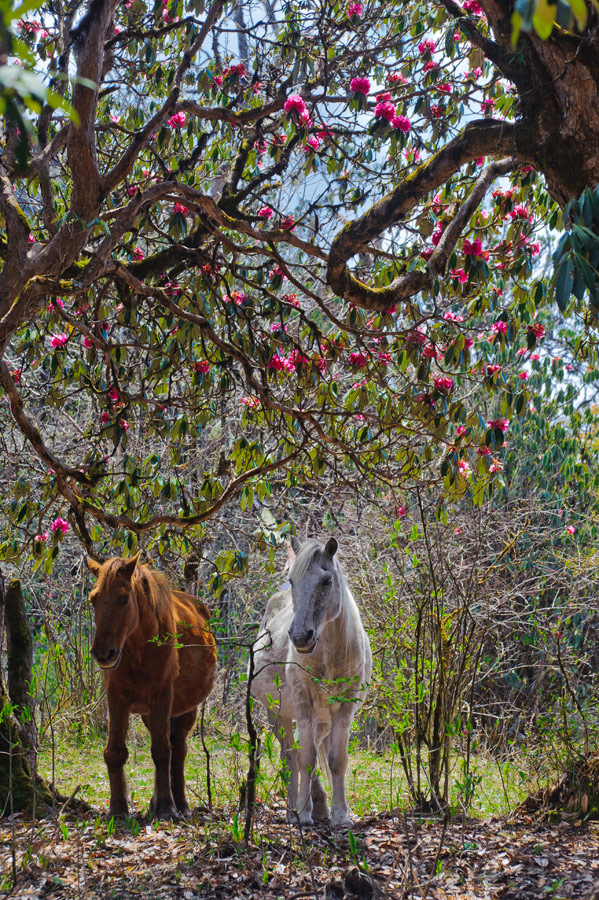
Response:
[251, 536, 372, 828]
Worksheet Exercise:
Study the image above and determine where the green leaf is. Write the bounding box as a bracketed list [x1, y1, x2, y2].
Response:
[555, 258, 575, 312]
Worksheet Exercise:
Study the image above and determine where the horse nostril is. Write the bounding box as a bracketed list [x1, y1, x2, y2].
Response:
[305, 629, 314, 644]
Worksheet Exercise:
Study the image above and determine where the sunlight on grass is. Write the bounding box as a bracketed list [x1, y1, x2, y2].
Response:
[37, 715, 530, 820]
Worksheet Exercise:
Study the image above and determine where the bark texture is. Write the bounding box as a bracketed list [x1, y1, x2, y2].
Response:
[0, 578, 53, 815]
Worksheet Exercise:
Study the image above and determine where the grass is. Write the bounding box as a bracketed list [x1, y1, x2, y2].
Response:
[36, 712, 530, 820]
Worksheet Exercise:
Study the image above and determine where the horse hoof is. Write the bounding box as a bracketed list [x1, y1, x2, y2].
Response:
[108, 806, 129, 819]
[331, 812, 352, 829]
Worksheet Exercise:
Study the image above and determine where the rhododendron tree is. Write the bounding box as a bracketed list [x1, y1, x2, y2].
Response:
[1, 0, 599, 572]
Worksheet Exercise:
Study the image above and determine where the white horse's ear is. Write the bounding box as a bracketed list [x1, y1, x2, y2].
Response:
[325, 537, 338, 558]
[283, 539, 297, 573]
[87, 557, 101, 577]
[291, 535, 301, 554]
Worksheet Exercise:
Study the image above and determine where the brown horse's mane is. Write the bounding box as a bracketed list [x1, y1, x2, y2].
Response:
[95, 557, 176, 633]
[131, 563, 175, 631]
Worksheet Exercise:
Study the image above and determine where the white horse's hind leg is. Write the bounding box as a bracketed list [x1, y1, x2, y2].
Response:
[328, 713, 353, 828]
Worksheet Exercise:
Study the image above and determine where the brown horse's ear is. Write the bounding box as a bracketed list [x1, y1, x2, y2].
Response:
[87, 557, 101, 577]
[290, 535, 301, 554]
[324, 537, 338, 558]
[121, 552, 140, 581]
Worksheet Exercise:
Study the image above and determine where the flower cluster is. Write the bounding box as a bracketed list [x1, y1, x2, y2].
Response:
[167, 111, 186, 129]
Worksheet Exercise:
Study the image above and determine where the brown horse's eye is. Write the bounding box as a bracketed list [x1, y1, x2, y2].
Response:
[118, 594, 130, 607]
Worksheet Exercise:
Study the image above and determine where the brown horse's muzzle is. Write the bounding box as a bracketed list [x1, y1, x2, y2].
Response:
[92, 645, 122, 669]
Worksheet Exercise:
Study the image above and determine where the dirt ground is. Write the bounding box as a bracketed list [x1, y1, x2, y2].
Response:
[1, 805, 598, 899]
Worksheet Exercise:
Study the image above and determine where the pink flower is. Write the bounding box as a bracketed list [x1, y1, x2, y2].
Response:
[48, 298, 64, 311]
[109, 387, 118, 401]
[437, 82, 451, 93]
[350, 76, 370, 95]
[167, 111, 186, 129]
[429, 104, 444, 119]
[434, 376, 454, 392]
[280, 216, 296, 231]
[397, 506, 407, 517]
[240, 396, 260, 408]
[133, 246, 144, 260]
[269, 265, 285, 281]
[194, 360, 210, 373]
[83, 336, 93, 349]
[349, 351, 367, 367]
[34, 531, 49, 542]
[101, 411, 111, 424]
[348, 2, 363, 15]
[458, 459, 471, 475]
[387, 72, 408, 85]
[374, 100, 396, 122]
[418, 39, 436, 54]
[120, 420, 130, 431]
[456, 425, 466, 436]
[284, 94, 307, 116]
[51, 517, 69, 535]
[304, 134, 320, 152]
[10, 368, 21, 384]
[481, 98, 495, 112]
[463, 239, 483, 256]
[486, 364, 502, 375]
[28, 233, 35, 243]
[50, 333, 68, 348]
[258, 206, 274, 219]
[518, 371, 529, 380]
[283, 292, 301, 307]
[475, 156, 485, 166]
[477, 446, 491, 455]
[567, 525, 575, 535]
[450, 268, 467, 284]
[173, 202, 189, 216]
[492, 321, 508, 334]
[463, 0, 484, 13]
[391, 114, 411, 133]
[487, 418, 509, 432]
[109, 113, 120, 124]
[528, 322, 545, 339]
[223, 63, 246, 80]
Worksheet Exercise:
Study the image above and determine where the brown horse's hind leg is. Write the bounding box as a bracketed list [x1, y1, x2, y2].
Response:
[170, 709, 197, 817]
[105, 689, 130, 817]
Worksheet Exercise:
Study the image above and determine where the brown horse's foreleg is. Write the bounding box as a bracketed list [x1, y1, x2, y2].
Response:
[105, 689, 130, 817]
[145, 695, 178, 819]
[170, 709, 197, 817]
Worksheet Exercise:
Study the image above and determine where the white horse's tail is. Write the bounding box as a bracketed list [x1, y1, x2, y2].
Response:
[318, 734, 331, 783]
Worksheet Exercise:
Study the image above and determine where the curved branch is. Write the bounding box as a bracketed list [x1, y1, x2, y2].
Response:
[326, 119, 520, 309]
[439, 0, 528, 83]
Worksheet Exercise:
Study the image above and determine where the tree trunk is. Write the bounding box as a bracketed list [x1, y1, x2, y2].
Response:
[0, 575, 53, 815]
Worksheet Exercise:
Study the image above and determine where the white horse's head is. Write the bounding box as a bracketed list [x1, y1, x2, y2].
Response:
[287, 536, 342, 653]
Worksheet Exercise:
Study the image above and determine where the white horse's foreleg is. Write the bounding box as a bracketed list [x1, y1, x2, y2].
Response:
[311, 721, 331, 823]
[296, 719, 317, 826]
[328, 714, 353, 828]
[270, 713, 299, 819]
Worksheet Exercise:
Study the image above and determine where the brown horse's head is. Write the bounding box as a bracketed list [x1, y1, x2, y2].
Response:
[88, 554, 140, 669]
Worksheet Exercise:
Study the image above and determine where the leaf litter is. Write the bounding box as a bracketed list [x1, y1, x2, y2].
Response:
[1, 805, 598, 899]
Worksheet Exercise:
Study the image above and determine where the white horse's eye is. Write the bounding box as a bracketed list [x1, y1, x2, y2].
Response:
[322, 576, 332, 587]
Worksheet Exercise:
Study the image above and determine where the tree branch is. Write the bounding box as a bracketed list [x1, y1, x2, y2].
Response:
[326, 119, 520, 309]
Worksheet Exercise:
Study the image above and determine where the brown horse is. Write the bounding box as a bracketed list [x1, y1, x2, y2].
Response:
[87, 553, 217, 818]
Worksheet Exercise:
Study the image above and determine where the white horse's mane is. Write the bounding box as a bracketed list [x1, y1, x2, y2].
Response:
[289, 539, 363, 660]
